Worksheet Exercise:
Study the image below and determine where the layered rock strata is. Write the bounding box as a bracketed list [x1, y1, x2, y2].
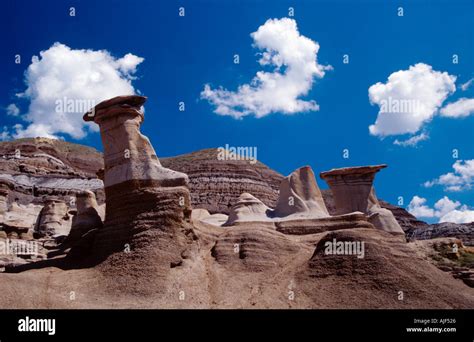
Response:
[408, 222, 474, 246]
[275, 213, 374, 235]
[0, 138, 104, 208]
[161, 149, 283, 214]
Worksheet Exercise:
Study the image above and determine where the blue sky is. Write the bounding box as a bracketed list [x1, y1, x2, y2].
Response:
[1, 0, 473, 223]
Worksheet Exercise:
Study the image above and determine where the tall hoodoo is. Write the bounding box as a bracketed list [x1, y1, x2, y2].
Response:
[83, 95, 188, 188]
[320, 165, 404, 235]
[82, 95, 192, 260]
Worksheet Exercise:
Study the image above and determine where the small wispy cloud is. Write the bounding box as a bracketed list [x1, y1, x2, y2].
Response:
[461, 78, 473, 91]
[393, 132, 429, 147]
[6, 103, 20, 116]
[440, 98, 474, 118]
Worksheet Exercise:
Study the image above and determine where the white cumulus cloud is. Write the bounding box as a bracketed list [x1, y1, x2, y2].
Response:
[407, 195, 474, 223]
[440, 98, 474, 118]
[201, 18, 331, 119]
[368, 63, 456, 137]
[407, 196, 435, 218]
[9, 42, 144, 140]
[439, 210, 474, 224]
[434, 196, 461, 217]
[424, 159, 474, 192]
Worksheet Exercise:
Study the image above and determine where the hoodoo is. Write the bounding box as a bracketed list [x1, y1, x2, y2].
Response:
[320, 165, 404, 235]
[83, 95, 188, 189]
[82, 95, 193, 267]
[66, 190, 103, 243]
[33, 197, 70, 237]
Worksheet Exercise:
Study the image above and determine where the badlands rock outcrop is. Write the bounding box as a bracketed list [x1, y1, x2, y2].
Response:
[0, 138, 104, 207]
[320, 165, 404, 235]
[1, 202, 40, 240]
[81, 95, 194, 288]
[378, 199, 429, 231]
[66, 190, 103, 243]
[0, 138, 103, 250]
[408, 222, 474, 246]
[274, 212, 374, 235]
[0, 94, 472, 308]
[366, 188, 405, 235]
[1, 139, 470, 243]
[222, 166, 376, 236]
[224, 193, 270, 225]
[33, 197, 71, 237]
[320, 165, 386, 214]
[273, 166, 329, 218]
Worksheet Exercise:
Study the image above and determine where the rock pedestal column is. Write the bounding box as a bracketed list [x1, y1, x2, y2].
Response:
[34, 197, 70, 237]
[66, 190, 103, 243]
[320, 165, 404, 235]
[83, 95, 192, 259]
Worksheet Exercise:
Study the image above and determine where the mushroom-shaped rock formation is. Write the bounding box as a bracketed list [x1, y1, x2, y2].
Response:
[320, 165, 404, 235]
[224, 193, 270, 226]
[66, 190, 103, 243]
[320, 165, 386, 214]
[83, 95, 188, 188]
[81, 95, 193, 281]
[34, 197, 71, 237]
[273, 166, 329, 218]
